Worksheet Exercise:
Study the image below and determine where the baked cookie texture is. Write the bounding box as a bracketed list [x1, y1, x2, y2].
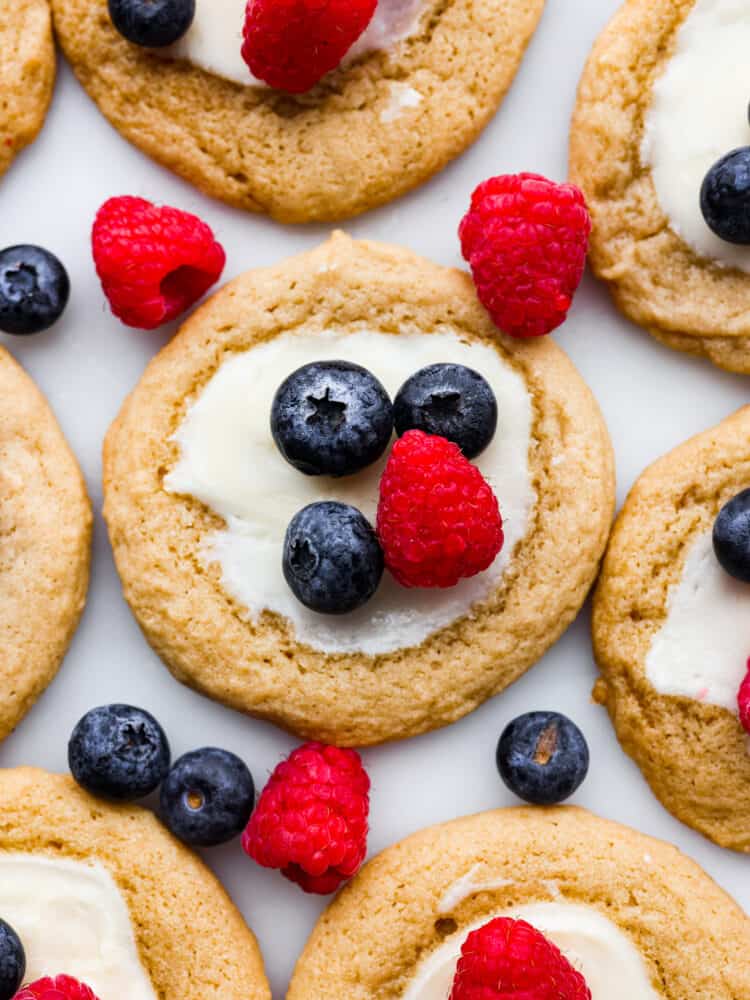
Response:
[0, 0, 55, 179]
[569, 0, 750, 374]
[0, 768, 270, 1000]
[0, 348, 91, 743]
[103, 233, 615, 747]
[288, 806, 750, 999]
[593, 406, 750, 853]
[50, 0, 545, 223]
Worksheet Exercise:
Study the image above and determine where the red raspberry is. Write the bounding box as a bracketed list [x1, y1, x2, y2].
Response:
[92, 196, 225, 330]
[450, 917, 591, 1000]
[376, 430, 504, 589]
[459, 172, 591, 339]
[15, 975, 101, 1000]
[242, 742, 370, 895]
[739, 658, 750, 735]
[242, 0, 377, 94]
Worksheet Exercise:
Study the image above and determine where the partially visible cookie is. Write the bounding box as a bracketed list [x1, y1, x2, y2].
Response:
[570, 0, 750, 374]
[50, 0, 545, 222]
[0, 348, 92, 742]
[0, 0, 55, 179]
[102, 233, 614, 747]
[0, 767, 270, 999]
[288, 806, 750, 999]
[593, 406, 750, 852]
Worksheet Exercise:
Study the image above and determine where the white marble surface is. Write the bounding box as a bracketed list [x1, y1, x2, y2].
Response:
[0, 1, 747, 996]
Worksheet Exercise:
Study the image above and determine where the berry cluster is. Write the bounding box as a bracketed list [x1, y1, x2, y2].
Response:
[65, 704, 371, 897]
[68, 704, 255, 848]
[272, 360, 505, 613]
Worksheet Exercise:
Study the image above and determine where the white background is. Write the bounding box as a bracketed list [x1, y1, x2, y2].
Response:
[1, 1, 748, 995]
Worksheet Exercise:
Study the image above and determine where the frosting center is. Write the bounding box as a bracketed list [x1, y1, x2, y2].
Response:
[164, 327, 535, 656]
[166, 0, 426, 88]
[645, 529, 750, 713]
[0, 853, 157, 1000]
[401, 902, 659, 1000]
[641, 0, 750, 272]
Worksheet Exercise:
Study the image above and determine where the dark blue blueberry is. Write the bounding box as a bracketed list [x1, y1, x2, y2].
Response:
[160, 748, 255, 847]
[68, 704, 171, 801]
[496, 711, 589, 806]
[108, 0, 195, 46]
[0, 245, 69, 336]
[700, 147, 750, 244]
[393, 363, 498, 459]
[0, 919, 25, 1000]
[271, 361, 393, 477]
[283, 501, 383, 614]
[713, 488, 750, 583]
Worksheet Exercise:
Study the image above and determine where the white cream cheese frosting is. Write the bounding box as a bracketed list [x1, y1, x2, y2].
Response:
[166, 0, 426, 88]
[401, 901, 659, 1000]
[641, 0, 750, 272]
[0, 853, 156, 1000]
[645, 530, 750, 713]
[164, 327, 535, 656]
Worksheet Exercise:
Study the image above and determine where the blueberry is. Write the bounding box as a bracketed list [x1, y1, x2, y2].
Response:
[0, 245, 69, 336]
[496, 711, 589, 806]
[713, 489, 750, 582]
[393, 363, 498, 459]
[271, 361, 393, 477]
[700, 147, 750, 244]
[108, 0, 195, 46]
[160, 748, 255, 847]
[68, 704, 171, 801]
[0, 919, 25, 1000]
[283, 501, 383, 614]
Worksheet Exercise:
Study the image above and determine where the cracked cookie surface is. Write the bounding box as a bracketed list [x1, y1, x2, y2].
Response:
[0, 349, 91, 743]
[569, 0, 750, 374]
[102, 233, 614, 746]
[288, 806, 750, 1000]
[0, 0, 55, 179]
[593, 406, 750, 852]
[50, 0, 544, 222]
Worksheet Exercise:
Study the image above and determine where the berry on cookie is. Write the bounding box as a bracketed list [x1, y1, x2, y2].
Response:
[242, 0, 378, 93]
[92, 195, 225, 329]
[739, 660, 750, 736]
[459, 173, 591, 339]
[243, 742, 370, 894]
[15, 975, 101, 1000]
[0, 918, 25, 1000]
[376, 430, 504, 588]
[449, 917, 591, 1000]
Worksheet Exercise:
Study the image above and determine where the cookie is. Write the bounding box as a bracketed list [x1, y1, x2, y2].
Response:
[288, 806, 750, 999]
[50, 0, 544, 223]
[102, 233, 614, 747]
[0, 0, 55, 180]
[0, 348, 92, 743]
[569, 0, 750, 374]
[0, 767, 270, 999]
[593, 406, 750, 853]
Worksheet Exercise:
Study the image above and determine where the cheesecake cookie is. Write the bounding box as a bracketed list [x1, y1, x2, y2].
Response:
[50, 0, 545, 223]
[570, 0, 750, 374]
[593, 406, 750, 852]
[0, 767, 270, 999]
[0, 348, 91, 743]
[103, 233, 614, 746]
[0, 0, 55, 179]
[288, 806, 750, 999]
